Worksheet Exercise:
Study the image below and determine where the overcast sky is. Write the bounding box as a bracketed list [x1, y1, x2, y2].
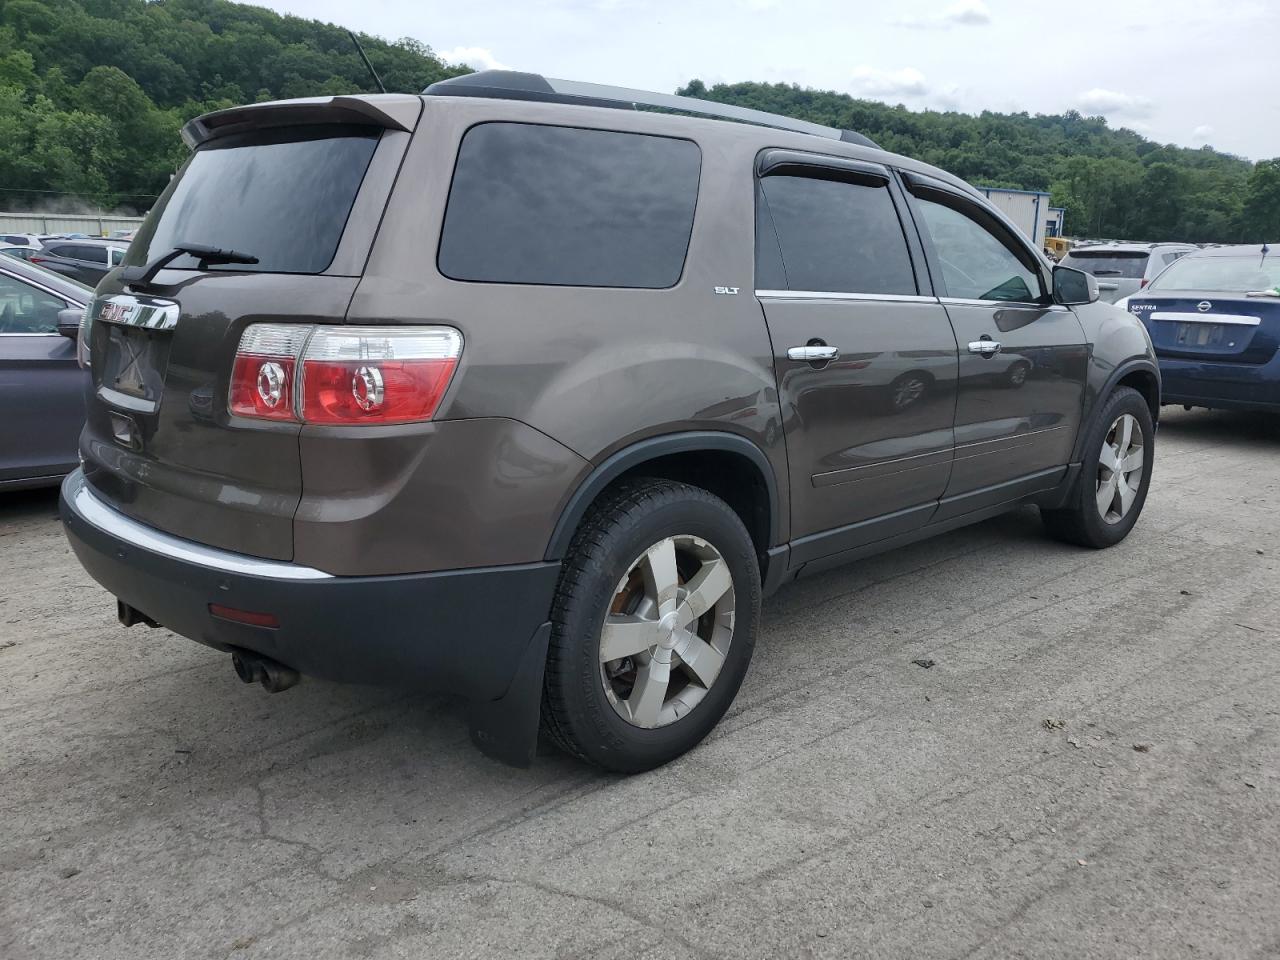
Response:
[261, 0, 1278, 161]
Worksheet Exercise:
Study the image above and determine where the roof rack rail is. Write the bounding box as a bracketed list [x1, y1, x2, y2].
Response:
[423, 71, 880, 149]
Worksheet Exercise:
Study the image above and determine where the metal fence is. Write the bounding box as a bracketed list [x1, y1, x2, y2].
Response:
[0, 211, 146, 237]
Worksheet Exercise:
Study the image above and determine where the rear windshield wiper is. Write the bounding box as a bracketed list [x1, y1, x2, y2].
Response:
[120, 242, 260, 290]
[1246, 287, 1280, 298]
[1088, 269, 1124, 276]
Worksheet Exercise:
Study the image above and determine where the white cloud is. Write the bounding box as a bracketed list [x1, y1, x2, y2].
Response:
[895, 0, 992, 29]
[942, 0, 992, 25]
[851, 66, 930, 98]
[1076, 88, 1154, 119]
[1192, 124, 1214, 141]
[437, 46, 509, 71]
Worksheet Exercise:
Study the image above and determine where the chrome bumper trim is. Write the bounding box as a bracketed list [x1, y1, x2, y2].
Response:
[65, 470, 332, 581]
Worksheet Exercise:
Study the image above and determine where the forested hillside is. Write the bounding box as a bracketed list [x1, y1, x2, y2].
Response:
[1, 0, 1276, 242]
[680, 81, 1278, 244]
[0, 0, 465, 211]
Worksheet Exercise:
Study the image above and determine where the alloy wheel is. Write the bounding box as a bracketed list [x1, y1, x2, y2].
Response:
[599, 535, 736, 729]
[1096, 413, 1144, 524]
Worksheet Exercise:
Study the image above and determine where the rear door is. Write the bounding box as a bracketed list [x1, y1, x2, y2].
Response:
[0, 270, 84, 482]
[902, 175, 1087, 517]
[755, 152, 958, 562]
[81, 105, 419, 560]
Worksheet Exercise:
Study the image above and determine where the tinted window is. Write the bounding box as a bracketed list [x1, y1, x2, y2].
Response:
[439, 123, 701, 288]
[69, 245, 108, 264]
[914, 196, 1042, 302]
[110, 248, 124, 266]
[1060, 251, 1149, 279]
[757, 175, 916, 295]
[0, 273, 67, 333]
[1, 235, 27, 245]
[132, 125, 380, 274]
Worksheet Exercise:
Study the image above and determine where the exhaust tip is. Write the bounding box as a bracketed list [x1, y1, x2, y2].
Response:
[231, 650, 300, 693]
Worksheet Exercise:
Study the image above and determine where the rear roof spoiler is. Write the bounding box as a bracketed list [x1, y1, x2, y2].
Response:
[424, 71, 880, 149]
[182, 94, 423, 148]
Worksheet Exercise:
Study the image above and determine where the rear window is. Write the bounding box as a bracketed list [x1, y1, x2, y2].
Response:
[1060, 251, 1149, 279]
[130, 124, 380, 274]
[438, 123, 701, 288]
[1149, 254, 1280, 293]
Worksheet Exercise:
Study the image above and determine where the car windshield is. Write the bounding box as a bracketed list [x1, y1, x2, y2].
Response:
[1059, 251, 1149, 278]
[1148, 253, 1280, 293]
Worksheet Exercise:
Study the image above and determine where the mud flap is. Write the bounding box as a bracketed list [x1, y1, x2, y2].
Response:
[468, 621, 552, 767]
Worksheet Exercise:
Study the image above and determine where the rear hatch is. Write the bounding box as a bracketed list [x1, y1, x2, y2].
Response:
[81, 96, 421, 560]
[1126, 292, 1280, 369]
[1061, 250, 1150, 303]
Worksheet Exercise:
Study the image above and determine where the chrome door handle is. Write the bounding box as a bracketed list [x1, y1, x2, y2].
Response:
[788, 345, 840, 362]
[968, 339, 1001, 357]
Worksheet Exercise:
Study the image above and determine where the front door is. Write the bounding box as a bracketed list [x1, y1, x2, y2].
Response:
[0, 272, 85, 483]
[901, 177, 1088, 519]
[754, 153, 959, 564]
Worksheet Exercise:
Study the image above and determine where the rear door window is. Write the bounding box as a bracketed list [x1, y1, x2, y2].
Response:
[131, 124, 381, 274]
[438, 123, 701, 288]
[72, 245, 108, 264]
[1060, 251, 1149, 279]
[755, 173, 917, 295]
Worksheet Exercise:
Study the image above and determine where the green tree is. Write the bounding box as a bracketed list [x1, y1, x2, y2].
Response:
[1239, 160, 1280, 241]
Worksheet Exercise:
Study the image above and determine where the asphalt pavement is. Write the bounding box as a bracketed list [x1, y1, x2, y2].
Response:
[2, 406, 1277, 960]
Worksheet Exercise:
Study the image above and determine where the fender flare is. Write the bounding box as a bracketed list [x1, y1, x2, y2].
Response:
[1072, 357, 1161, 463]
[543, 431, 781, 561]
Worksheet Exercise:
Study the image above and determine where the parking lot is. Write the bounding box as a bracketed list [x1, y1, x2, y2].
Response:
[1, 406, 1277, 960]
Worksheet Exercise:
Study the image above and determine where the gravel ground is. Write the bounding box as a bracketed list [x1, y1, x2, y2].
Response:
[1, 407, 1278, 960]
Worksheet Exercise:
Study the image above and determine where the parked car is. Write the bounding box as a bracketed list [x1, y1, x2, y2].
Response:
[1060, 242, 1197, 303]
[1, 245, 40, 262]
[1118, 244, 1280, 412]
[0, 256, 91, 489]
[59, 72, 1160, 773]
[29, 238, 127, 286]
[1, 233, 43, 249]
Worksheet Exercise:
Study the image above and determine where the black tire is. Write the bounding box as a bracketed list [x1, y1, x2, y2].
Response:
[1042, 386, 1154, 548]
[540, 479, 761, 773]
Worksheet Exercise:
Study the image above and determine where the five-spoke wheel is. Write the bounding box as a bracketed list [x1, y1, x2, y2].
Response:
[541, 479, 760, 772]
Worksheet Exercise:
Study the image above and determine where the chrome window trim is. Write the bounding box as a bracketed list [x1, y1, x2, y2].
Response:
[939, 297, 1059, 309]
[0, 332, 61, 337]
[67, 472, 333, 581]
[1148, 311, 1261, 326]
[755, 289, 939, 304]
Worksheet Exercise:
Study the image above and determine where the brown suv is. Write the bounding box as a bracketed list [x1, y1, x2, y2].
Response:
[60, 72, 1159, 772]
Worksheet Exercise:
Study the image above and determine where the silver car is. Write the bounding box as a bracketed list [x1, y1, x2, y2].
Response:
[1060, 242, 1197, 303]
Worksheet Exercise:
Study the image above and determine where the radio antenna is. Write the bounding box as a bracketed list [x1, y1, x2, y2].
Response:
[348, 30, 387, 94]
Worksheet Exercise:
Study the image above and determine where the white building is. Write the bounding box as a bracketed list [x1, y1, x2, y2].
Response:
[975, 188, 1065, 250]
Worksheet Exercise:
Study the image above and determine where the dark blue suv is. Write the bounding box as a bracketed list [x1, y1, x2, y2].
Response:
[1121, 244, 1280, 412]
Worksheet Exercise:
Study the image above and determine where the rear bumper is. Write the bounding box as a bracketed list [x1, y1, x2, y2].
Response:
[1158, 355, 1280, 412]
[59, 469, 560, 699]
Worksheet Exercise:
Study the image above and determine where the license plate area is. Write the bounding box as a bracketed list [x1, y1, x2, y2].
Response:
[100, 325, 172, 409]
[92, 293, 180, 414]
[1174, 322, 1230, 348]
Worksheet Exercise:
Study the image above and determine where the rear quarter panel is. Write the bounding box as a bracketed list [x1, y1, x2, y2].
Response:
[350, 98, 789, 548]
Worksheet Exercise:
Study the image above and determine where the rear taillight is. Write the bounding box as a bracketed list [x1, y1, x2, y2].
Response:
[229, 324, 462, 425]
[29, 256, 46, 265]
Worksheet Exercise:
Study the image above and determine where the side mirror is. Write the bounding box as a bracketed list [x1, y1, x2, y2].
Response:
[1053, 265, 1099, 305]
[56, 306, 83, 340]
